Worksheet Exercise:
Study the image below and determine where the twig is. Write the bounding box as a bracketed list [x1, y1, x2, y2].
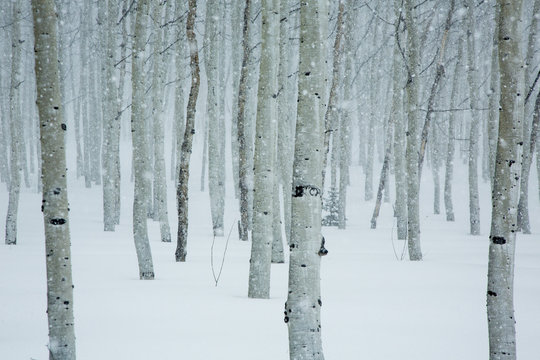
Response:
[211, 220, 235, 287]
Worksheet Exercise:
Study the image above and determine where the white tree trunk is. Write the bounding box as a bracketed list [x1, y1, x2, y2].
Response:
[248, 0, 280, 299]
[517, 0, 540, 234]
[285, 0, 325, 358]
[404, 0, 422, 261]
[31, 0, 77, 356]
[131, 0, 155, 279]
[5, 1, 22, 245]
[205, 0, 226, 237]
[487, 1, 524, 358]
[151, 2, 172, 242]
[392, 0, 407, 239]
[465, 0, 481, 235]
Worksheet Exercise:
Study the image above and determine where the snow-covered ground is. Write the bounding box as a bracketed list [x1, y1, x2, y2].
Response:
[1, 155, 539, 359]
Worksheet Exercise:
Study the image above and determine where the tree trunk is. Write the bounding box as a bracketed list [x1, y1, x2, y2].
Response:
[517, 0, 540, 234]
[444, 36, 464, 222]
[236, 0, 253, 242]
[392, 0, 407, 239]
[151, 2, 172, 242]
[103, 0, 121, 232]
[285, 0, 325, 358]
[6, 1, 22, 245]
[205, 0, 225, 237]
[487, 1, 524, 358]
[404, 0, 422, 261]
[131, 0, 155, 279]
[465, 0, 481, 236]
[248, 0, 280, 299]
[175, 0, 200, 262]
[31, 0, 77, 356]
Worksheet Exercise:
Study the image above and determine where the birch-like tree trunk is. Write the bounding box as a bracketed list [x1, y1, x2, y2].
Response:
[174, 0, 187, 186]
[5, 1, 22, 245]
[151, 2, 171, 242]
[285, 0, 325, 358]
[465, 0, 481, 235]
[248, 0, 280, 299]
[444, 37, 463, 222]
[175, 0, 200, 262]
[205, 0, 226, 237]
[80, 0, 91, 188]
[404, 0, 422, 261]
[487, 7, 500, 189]
[103, 0, 121, 232]
[131, 0, 155, 279]
[392, 0, 407, 239]
[31, 0, 76, 356]
[517, 0, 540, 234]
[236, 0, 253, 242]
[487, 1, 524, 358]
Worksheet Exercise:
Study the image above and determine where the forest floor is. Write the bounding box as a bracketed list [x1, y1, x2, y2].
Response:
[1, 157, 539, 360]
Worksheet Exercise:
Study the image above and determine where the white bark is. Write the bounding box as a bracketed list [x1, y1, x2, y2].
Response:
[151, 2, 171, 242]
[392, 0, 407, 239]
[103, 0, 121, 232]
[205, 0, 225, 237]
[517, 0, 540, 234]
[248, 0, 280, 299]
[487, 1, 524, 358]
[465, 0, 481, 235]
[285, 0, 325, 358]
[6, 1, 22, 245]
[32, 0, 77, 356]
[404, 0, 422, 261]
[131, 0, 155, 279]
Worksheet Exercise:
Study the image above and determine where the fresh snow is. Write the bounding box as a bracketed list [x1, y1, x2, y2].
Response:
[1, 153, 539, 360]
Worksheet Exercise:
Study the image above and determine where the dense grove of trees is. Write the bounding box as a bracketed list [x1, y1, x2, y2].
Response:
[1, 0, 538, 359]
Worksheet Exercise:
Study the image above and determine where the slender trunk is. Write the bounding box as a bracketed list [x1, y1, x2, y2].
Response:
[445, 37, 463, 222]
[465, 0, 481, 235]
[6, 2, 22, 245]
[103, 0, 120, 232]
[392, 0, 407, 239]
[322, 1, 344, 192]
[517, 0, 540, 234]
[131, 0, 155, 279]
[487, 1, 524, 358]
[236, 0, 253, 242]
[151, 2, 171, 242]
[32, 0, 77, 356]
[285, 0, 325, 358]
[175, 0, 200, 262]
[248, 0, 280, 298]
[404, 0, 422, 261]
[206, 0, 225, 236]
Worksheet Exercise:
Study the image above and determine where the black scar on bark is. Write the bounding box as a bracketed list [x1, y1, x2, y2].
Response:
[488, 290, 497, 297]
[50, 218, 66, 225]
[491, 236, 506, 245]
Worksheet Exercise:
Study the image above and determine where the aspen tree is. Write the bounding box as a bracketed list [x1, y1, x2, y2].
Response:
[465, 0, 481, 235]
[285, 0, 325, 358]
[131, 0, 155, 278]
[404, 0, 422, 260]
[517, 0, 540, 234]
[6, 1, 22, 245]
[236, 0, 253, 242]
[175, 0, 200, 262]
[392, 0, 407, 238]
[32, 0, 77, 356]
[205, 0, 226, 237]
[151, 1, 172, 242]
[487, 1, 524, 358]
[248, 0, 280, 299]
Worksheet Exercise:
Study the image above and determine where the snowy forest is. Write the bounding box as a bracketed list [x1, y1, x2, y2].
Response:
[1, 0, 539, 359]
